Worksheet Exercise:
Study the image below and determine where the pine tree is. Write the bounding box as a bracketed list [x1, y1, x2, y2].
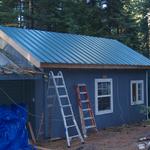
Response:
[0, 0, 18, 26]
[0, 0, 150, 56]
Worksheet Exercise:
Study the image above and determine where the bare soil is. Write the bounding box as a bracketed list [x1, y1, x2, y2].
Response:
[37, 122, 150, 150]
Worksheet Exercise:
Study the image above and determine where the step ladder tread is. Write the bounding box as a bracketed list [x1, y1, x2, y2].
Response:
[53, 75, 62, 79]
[56, 85, 65, 88]
[85, 125, 96, 129]
[67, 124, 76, 128]
[83, 108, 91, 111]
[62, 104, 71, 108]
[69, 135, 80, 139]
[65, 115, 73, 118]
[59, 95, 68, 98]
[84, 117, 94, 120]
[78, 84, 86, 87]
[80, 92, 87, 94]
[81, 100, 89, 103]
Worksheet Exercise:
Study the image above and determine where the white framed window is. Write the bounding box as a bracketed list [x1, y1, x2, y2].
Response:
[95, 78, 113, 115]
[130, 80, 144, 105]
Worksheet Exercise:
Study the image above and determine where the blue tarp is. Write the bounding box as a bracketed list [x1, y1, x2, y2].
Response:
[0, 104, 35, 150]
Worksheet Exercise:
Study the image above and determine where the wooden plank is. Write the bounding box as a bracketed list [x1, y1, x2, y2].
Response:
[28, 122, 36, 144]
[0, 30, 40, 68]
[40, 63, 150, 70]
[36, 113, 44, 140]
[0, 38, 7, 49]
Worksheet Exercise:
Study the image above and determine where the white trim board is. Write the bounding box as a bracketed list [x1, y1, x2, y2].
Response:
[130, 80, 144, 105]
[95, 78, 113, 115]
[0, 30, 41, 68]
[0, 38, 7, 49]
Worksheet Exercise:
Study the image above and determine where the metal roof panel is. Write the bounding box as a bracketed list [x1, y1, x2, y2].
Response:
[1, 26, 150, 68]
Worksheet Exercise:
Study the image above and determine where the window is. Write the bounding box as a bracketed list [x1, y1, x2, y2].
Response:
[130, 80, 144, 105]
[95, 79, 113, 115]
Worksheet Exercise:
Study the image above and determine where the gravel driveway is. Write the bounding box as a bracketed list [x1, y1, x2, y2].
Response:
[38, 122, 150, 150]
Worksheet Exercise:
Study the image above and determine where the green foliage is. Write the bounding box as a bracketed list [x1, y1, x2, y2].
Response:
[140, 105, 150, 117]
[0, 0, 18, 25]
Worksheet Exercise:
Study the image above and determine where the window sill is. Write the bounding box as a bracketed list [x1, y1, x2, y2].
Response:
[96, 109, 113, 115]
[131, 101, 144, 105]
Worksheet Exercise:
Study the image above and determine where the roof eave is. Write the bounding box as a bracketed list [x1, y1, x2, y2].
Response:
[40, 63, 150, 70]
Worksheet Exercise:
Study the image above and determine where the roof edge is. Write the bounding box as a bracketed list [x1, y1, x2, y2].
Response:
[40, 63, 150, 70]
[0, 30, 41, 68]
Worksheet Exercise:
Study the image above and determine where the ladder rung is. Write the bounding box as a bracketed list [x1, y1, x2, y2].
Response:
[62, 104, 71, 108]
[54, 75, 62, 79]
[80, 92, 87, 94]
[59, 95, 68, 98]
[83, 108, 91, 112]
[82, 100, 89, 103]
[69, 135, 79, 139]
[67, 125, 76, 128]
[85, 125, 96, 129]
[84, 117, 93, 120]
[65, 115, 73, 118]
[78, 84, 86, 87]
[56, 85, 65, 88]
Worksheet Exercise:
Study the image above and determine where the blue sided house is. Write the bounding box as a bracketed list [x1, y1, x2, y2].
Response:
[0, 26, 150, 139]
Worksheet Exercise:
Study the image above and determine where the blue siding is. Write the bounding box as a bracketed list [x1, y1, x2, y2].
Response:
[0, 74, 42, 80]
[34, 79, 45, 138]
[43, 69, 146, 138]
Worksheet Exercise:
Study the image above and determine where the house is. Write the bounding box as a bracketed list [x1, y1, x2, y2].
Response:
[0, 26, 150, 139]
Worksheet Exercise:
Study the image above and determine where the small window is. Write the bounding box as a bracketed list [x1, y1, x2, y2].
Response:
[130, 80, 144, 105]
[95, 79, 113, 115]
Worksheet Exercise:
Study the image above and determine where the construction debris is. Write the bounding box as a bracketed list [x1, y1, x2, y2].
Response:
[137, 135, 150, 150]
[0, 51, 42, 75]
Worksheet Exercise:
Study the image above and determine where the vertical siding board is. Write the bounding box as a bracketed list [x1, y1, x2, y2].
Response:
[34, 79, 45, 139]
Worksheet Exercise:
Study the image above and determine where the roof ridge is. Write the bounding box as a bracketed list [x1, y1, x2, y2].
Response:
[0, 25, 114, 40]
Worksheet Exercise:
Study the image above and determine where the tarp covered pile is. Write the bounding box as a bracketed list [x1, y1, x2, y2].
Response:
[0, 104, 34, 150]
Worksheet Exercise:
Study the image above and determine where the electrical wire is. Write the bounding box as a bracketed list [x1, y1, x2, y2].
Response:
[0, 86, 80, 121]
[0, 86, 43, 118]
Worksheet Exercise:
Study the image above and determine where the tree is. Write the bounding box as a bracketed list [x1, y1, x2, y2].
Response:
[0, 0, 18, 26]
[0, 0, 150, 57]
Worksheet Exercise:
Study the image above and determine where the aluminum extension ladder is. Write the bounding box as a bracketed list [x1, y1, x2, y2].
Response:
[76, 84, 97, 138]
[48, 71, 84, 147]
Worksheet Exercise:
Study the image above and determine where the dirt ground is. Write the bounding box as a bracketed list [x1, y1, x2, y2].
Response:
[37, 122, 150, 150]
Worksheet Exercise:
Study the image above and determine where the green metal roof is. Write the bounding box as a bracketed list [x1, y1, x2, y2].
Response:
[0, 26, 150, 69]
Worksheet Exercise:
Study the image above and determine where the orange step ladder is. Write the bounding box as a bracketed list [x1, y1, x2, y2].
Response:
[76, 84, 97, 138]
